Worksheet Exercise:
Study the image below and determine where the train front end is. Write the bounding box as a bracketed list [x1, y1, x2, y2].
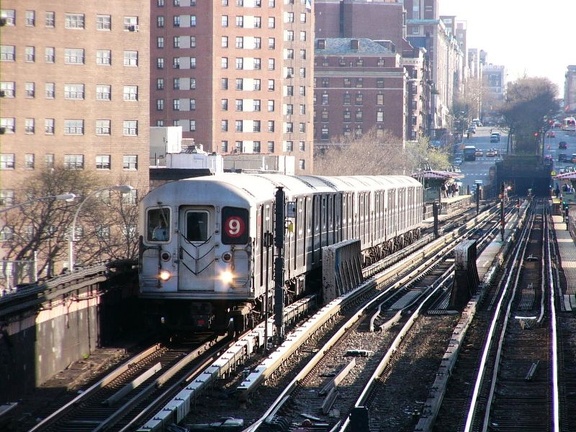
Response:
[138, 179, 255, 334]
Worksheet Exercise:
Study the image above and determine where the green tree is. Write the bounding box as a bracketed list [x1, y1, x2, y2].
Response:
[500, 77, 559, 154]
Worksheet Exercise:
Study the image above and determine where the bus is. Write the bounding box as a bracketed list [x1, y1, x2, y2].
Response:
[463, 145, 476, 161]
[562, 117, 576, 132]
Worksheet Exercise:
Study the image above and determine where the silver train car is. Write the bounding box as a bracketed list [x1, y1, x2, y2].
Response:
[138, 173, 423, 333]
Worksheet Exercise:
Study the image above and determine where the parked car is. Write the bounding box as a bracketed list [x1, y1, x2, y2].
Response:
[474, 149, 483, 157]
[490, 132, 500, 143]
[559, 141, 568, 149]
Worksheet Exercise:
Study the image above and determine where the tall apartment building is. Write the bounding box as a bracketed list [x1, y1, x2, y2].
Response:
[564, 65, 576, 114]
[149, 0, 315, 174]
[0, 1, 150, 199]
[314, 38, 407, 146]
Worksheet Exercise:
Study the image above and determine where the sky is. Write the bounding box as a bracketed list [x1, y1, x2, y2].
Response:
[439, 0, 576, 93]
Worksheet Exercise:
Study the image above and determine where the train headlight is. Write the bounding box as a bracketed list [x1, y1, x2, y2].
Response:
[158, 269, 171, 282]
[220, 270, 234, 285]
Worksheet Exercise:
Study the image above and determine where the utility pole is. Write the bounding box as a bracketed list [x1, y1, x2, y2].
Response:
[274, 187, 285, 342]
[500, 182, 505, 241]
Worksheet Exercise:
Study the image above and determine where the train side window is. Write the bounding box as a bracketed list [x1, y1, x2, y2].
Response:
[186, 211, 209, 242]
[147, 208, 170, 241]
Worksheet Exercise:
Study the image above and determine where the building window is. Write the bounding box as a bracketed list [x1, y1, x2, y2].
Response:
[0, 81, 16, 98]
[124, 16, 138, 31]
[123, 85, 138, 101]
[123, 155, 138, 170]
[268, 17, 275, 28]
[25, 46, 35, 62]
[355, 93, 363, 105]
[190, 36, 196, 47]
[156, 78, 164, 90]
[222, 36, 229, 48]
[343, 93, 351, 105]
[0, 118, 15, 133]
[284, 141, 294, 152]
[376, 78, 384, 88]
[96, 49, 111, 65]
[45, 11, 55, 27]
[236, 78, 243, 90]
[343, 110, 351, 121]
[268, 80, 274, 91]
[235, 99, 243, 111]
[253, 120, 261, 132]
[221, 57, 228, 69]
[236, 16, 243, 27]
[221, 78, 228, 89]
[157, 37, 165, 48]
[268, 37, 275, 49]
[45, 154, 54, 168]
[253, 141, 261, 152]
[267, 120, 274, 132]
[222, 15, 228, 27]
[286, 30, 294, 41]
[64, 84, 85, 100]
[0, 154, 15, 170]
[173, 99, 180, 111]
[236, 37, 244, 49]
[268, 58, 275, 70]
[64, 154, 84, 170]
[267, 141, 274, 152]
[124, 51, 138, 66]
[254, 17, 261, 28]
[190, 120, 196, 131]
[97, 15, 111, 30]
[235, 120, 243, 132]
[157, 58, 165, 69]
[377, 94, 384, 105]
[157, 16, 165, 27]
[299, 159, 305, 170]
[221, 141, 229, 153]
[64, 48, 85, 64]
[0, 46, 15, 61]
[221, 99, 228, 110]
[254, 37, 261, 49]
[221, 120, 228, 131]
[45, 119, 55, 134]
[254, 100, 261, 111]
[96, 119, 111, 135]
[43, 47, 55, 63]
[190, 15, 196, 26]
[96, 85, 111, 100]
[254, 79, 261, 90]
[236, 58, 243, 69]
[24, 83, 36, 99]
[157, 99, 164, 110]
[65, 14, 85, 29]
[355, 78, 363, 88]
[0, 190, 15, 208]
[190, 57, 196, 68]
[173, 16, 180, 27]
[173, 78, 180, 90]
[45, 82, 55, 99]
[123, 120, 138, 136]
[267, 100, 274, 112]
[190, 78, 196, 89]
[173, 36, 180, 48]
[23, 153, 33, 170]
[96, 155, 111, 170]
[24, 118, 35, 134]
[64, 120, 84, 135]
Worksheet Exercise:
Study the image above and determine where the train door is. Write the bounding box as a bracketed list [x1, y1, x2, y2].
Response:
[178, 206, 216, 291]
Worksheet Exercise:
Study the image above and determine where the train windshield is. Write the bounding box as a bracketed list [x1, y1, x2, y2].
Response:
[185, 210, 209, 242]
[147, 207, 170, 242]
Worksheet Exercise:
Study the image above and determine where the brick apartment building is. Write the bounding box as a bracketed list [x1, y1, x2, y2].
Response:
[0, 1, 150, 194]
[149, 0, 315, 174]
[314, 38, 407, 145]
[0, 1, 150, 275]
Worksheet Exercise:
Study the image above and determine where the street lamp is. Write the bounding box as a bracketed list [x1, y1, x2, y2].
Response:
[68, 185, 134, 271]
[0, 193, 76, 214]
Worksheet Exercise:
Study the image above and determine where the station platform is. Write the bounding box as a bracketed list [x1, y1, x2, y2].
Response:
[553, 215, 576, 311]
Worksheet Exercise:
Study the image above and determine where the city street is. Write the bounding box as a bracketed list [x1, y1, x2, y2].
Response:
[454, 124, 576, 194]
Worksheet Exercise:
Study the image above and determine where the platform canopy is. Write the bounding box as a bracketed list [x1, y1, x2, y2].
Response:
[411, 170, 464, 180]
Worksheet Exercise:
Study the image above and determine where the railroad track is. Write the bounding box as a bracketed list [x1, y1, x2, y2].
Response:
[433, 200, 567, 432]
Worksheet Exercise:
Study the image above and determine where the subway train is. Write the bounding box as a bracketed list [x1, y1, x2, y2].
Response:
[138, 173, 423, 334]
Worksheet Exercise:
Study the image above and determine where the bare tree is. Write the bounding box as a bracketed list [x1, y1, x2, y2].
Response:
[1, 167, 141, 278]
[314, 128, 451, 176]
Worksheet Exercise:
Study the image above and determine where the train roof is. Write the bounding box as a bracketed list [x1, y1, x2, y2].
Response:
[142, 173, 422, 207]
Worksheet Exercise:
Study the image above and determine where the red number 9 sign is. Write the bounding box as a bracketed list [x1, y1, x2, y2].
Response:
[225, 216, 245, 238]
[222, 207, 249, 244]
